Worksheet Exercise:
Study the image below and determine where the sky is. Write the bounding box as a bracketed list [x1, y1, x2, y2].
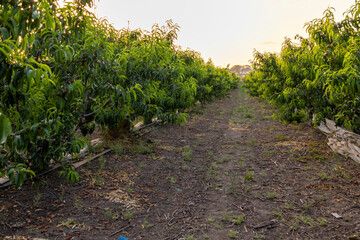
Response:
[91, 0, 356, 67]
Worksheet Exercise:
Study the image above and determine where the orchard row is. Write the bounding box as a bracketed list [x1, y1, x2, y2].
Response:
[245, 3, 360, 134]
[0, 0, 239, 186]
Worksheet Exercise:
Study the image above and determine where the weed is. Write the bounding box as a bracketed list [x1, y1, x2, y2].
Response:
[223, 212, 232, 222]
[319, 195, 328, 201]
[302, 215, 315, 227]
[298, 156, 308, 163]
[108, 139, 154, 156]
[297, 215, 315, 227]
[333, 166, 353, 181]
[254, 234, 265, 239]
[268, 126, 275, 133]
[264, 149, 276, 157]
[244, 171, 254, 181]
[73, 194, 83, 209]
[59, 184, 66, 202]
[234, 214, 245, 225]
[182, 146, 193, 161]
[33, 189, 42, 205]
[310, 176, 317, 181]
[126, 186, 134, 194]
[205, 168, 213, 181]
[260, 116, 271, 121]
[109, 142, 123, 155]
[272, 211, 283, 219]
[275, 134, 291, 141]
[89, 174, 104, 187]
[218, 157, 230, 163]
[348, 235, 359, 240]
[182, 164, 189, 170]
[203, 234, 209, 239]
[289, 222, 299, 231]
[229, 172, 239, 185]
[238, 158, 246, 168]
[185, 235, 197, 240]
[318, 172, 328, 181]
[98, 156, 106, 170]
[137, 162, 145, 173]
[169, 176, 176, 185]
[284, 203, 294, 210]
[211, 162, 219, 170]
[59, 219, 76, 228]
[244, 113, 254, 118]
[266, 191, 277, 200]
[213, 170, 221, 176]
[207, 218, 215, 224]
[254, 192, 262, 199]
[228, 173, 239, 197]
[215, 224, 221, 229]
[141, 219, 154, 229]
[246, 139, 258, 146]
[317, 217, 327, 226]
[237, 106, 246, 113]
[228, 186, 237, 198]
[228, 230, 237, 239]
[123, 210, 133, 220]
[103, 208, 119, 220]
[91, 144, 104, 154]
[303, 200, 314, 211]
[303, 203, 310, 211]
[27, 227, 38, 234]
[130, 142, 154, 155]
[308, 141, 320, 150]
[85, 137, 94, 153]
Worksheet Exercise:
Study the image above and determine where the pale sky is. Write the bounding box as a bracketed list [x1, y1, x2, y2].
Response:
[92, 0, 355, 67]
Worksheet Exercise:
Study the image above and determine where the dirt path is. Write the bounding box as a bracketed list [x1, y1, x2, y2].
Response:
[1, 86, 360, 240]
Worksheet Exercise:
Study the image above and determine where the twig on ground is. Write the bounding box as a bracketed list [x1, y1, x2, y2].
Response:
[232, 203, 244, 210]
[109, 225, 131, 237]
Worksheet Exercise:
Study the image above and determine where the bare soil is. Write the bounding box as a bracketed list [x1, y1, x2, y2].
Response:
[1, 86, 360, 240]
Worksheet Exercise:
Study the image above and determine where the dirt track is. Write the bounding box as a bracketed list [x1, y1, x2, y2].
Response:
[1, 86, 360, 239]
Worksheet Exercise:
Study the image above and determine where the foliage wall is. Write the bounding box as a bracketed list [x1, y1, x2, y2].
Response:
[0, 0, 239, 187]
[244, 3, 360, 133]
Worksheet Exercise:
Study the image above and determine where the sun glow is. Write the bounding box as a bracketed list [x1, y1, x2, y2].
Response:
[64, 0, 356, 67]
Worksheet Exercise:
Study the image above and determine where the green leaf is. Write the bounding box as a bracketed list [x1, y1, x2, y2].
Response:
[43, 127, 50, 136]
[0, 113, 12, 144]
[14, 135, 26, 154]
[32, 10, 39, 20]
[7, 168, 15, 177]
[26, 69, 35, 82]
[0, 27, 10, 40]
